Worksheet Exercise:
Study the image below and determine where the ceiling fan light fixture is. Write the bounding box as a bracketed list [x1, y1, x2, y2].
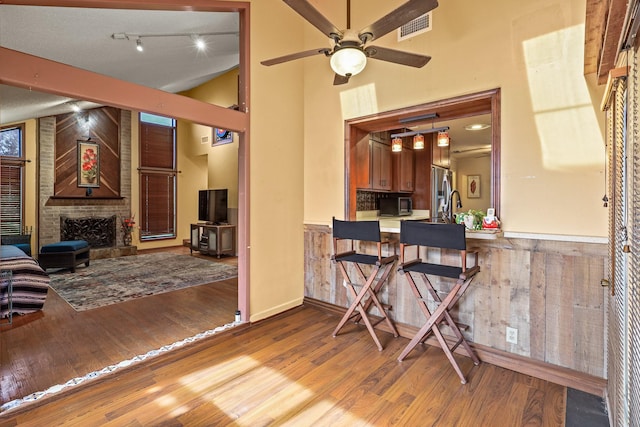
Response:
[391, 137, 403, 152]
[413, 134, 425, 150]
[330, 46, 367, 77]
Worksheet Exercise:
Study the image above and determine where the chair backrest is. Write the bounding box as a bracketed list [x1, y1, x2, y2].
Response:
[332, 218, 381, 243]
[400, 221, 466, 250]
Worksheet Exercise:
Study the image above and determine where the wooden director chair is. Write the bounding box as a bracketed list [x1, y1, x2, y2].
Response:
[331, 217, 399, 351]
[396, 221, 481, 384]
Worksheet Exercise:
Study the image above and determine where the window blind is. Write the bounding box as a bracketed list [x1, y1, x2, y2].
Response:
[138, 117, 176, 240]
[0, 162, 22, 235]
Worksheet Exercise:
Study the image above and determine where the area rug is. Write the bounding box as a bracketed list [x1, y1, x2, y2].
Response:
[48, 253, 237, 311]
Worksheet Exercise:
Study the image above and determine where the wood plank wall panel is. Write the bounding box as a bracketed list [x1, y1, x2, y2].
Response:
[54, 106, 120, 198]
[304, 224, 607, 378]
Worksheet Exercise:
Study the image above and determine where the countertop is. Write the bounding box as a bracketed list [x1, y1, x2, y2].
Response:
[356, 210, 503, 239]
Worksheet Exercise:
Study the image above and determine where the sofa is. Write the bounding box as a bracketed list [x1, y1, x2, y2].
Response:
[0, 245, 49, 319]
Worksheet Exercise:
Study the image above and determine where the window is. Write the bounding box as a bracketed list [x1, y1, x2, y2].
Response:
[139, 113, 177, 240]
[0, 124, 25, 235]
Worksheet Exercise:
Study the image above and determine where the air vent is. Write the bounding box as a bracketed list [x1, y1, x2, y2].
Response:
[398, 12, 432, 41]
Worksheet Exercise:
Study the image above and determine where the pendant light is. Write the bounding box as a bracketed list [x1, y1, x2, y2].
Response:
[437, 130, 449, 147]
[391, 136, 403, 152]
[413, 134, 425, 150]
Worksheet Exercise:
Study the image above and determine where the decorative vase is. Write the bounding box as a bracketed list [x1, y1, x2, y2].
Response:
[123, 231, 132, 246]
[463, 215, 476, 230]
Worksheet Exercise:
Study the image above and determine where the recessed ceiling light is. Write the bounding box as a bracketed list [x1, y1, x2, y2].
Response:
[465, 123, 490, 131]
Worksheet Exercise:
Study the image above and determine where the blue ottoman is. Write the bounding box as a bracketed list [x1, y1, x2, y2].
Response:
[38, 240, 90, 273]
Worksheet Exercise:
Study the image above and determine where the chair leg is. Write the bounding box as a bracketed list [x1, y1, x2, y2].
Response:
[364, 262, 399, 337]
[397, 282, 461, 362]
[421, 275, 480, 366]
[332, 262, 385, 351]
[332, 260, 399, 351]
[399, 276, 480, 383]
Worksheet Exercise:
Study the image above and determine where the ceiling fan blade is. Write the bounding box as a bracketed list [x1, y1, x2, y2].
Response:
[359, 0, 438, 42]
[333, 74, 351, 85]
[261, 48, 331, 66]
[284, 0, 342, 37]
[365, 46, 431, 68]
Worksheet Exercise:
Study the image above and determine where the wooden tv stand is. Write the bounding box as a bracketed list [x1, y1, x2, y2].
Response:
[190, 223, 236, 258]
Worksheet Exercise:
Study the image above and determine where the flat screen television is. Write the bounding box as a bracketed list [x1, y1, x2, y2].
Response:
[198, 189, 228, 224]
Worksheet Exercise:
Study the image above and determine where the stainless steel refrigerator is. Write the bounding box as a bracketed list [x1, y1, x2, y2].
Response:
[431, 166, 452, 222]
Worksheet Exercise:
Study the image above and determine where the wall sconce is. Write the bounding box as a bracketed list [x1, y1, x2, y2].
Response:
[391, 137, 403, 152]
[437, 130, 449, 147]
[413, 134, 425, 150]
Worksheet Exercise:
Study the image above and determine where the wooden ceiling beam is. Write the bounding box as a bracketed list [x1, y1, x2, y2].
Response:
[585, 0, 629, 85]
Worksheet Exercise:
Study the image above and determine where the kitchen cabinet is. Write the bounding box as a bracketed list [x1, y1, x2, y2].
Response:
[355, 136, 392, 191]
[432, 139, 450, 168]
[371, 141, 392, 191]
[395, 147, 415, 192]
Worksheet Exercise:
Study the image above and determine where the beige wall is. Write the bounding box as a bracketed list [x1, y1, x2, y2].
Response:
[301, 0, 607, 238]
[246, 0, 306, 321]
[183, 69, 240, 209]
[139, 1, 309, 321]
[455, 156, 492, 212]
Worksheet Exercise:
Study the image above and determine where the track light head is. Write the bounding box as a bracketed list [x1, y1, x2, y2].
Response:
[136, 38, 143, 52]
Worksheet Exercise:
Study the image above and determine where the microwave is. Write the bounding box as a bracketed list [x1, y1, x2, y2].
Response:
[379, 197, 413, 216]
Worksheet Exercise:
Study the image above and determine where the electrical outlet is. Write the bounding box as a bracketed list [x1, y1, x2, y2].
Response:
[506, 327, 518, 344]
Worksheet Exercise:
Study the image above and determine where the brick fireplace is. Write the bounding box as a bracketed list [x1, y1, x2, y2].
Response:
[37, 110, 136, 259]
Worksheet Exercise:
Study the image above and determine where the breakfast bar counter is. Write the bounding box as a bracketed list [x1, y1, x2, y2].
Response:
[303, 222, 607, 383]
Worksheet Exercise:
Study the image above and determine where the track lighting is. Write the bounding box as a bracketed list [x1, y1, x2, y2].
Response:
[111, 31, 238, 53]
[413, 134, 425, 150]
[191, 34, 206, 51]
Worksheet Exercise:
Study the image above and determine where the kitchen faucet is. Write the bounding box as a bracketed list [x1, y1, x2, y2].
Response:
[443, 190, 462, 223]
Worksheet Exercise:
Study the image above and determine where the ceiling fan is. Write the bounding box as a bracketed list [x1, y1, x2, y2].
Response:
[261, 0, 438, 85]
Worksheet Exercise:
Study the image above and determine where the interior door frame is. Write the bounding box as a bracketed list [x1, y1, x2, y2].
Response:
[344, 88, 501, 221]
[0, 0, 251, 321]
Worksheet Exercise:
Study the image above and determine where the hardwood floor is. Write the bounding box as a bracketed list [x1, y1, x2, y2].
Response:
[0, 246, 238, 405]
[1, 247, 570, 425]
[0, 304, 566, 426]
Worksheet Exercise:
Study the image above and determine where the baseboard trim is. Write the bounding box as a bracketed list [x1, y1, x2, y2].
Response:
[303, 297, 607, 397]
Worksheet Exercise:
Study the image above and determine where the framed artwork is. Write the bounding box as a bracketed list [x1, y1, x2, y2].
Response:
[213, 128, 233, 146]
[467, 175, 480, 198]
[78, 141, 100, 188]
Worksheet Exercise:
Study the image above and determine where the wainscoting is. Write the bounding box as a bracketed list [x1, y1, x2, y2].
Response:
[304, 224, 608, 391]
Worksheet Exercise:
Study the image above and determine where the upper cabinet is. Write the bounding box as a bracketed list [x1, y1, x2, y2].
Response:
[356, 133, 392, 191]
[432, 136, 450, 169]
[371, 141, 392, 191]
[357, 132, 416, 193]
[396, 146, 415, 192]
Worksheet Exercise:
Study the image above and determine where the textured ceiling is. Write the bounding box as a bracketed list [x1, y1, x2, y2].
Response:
[0, 5, 239, 124]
